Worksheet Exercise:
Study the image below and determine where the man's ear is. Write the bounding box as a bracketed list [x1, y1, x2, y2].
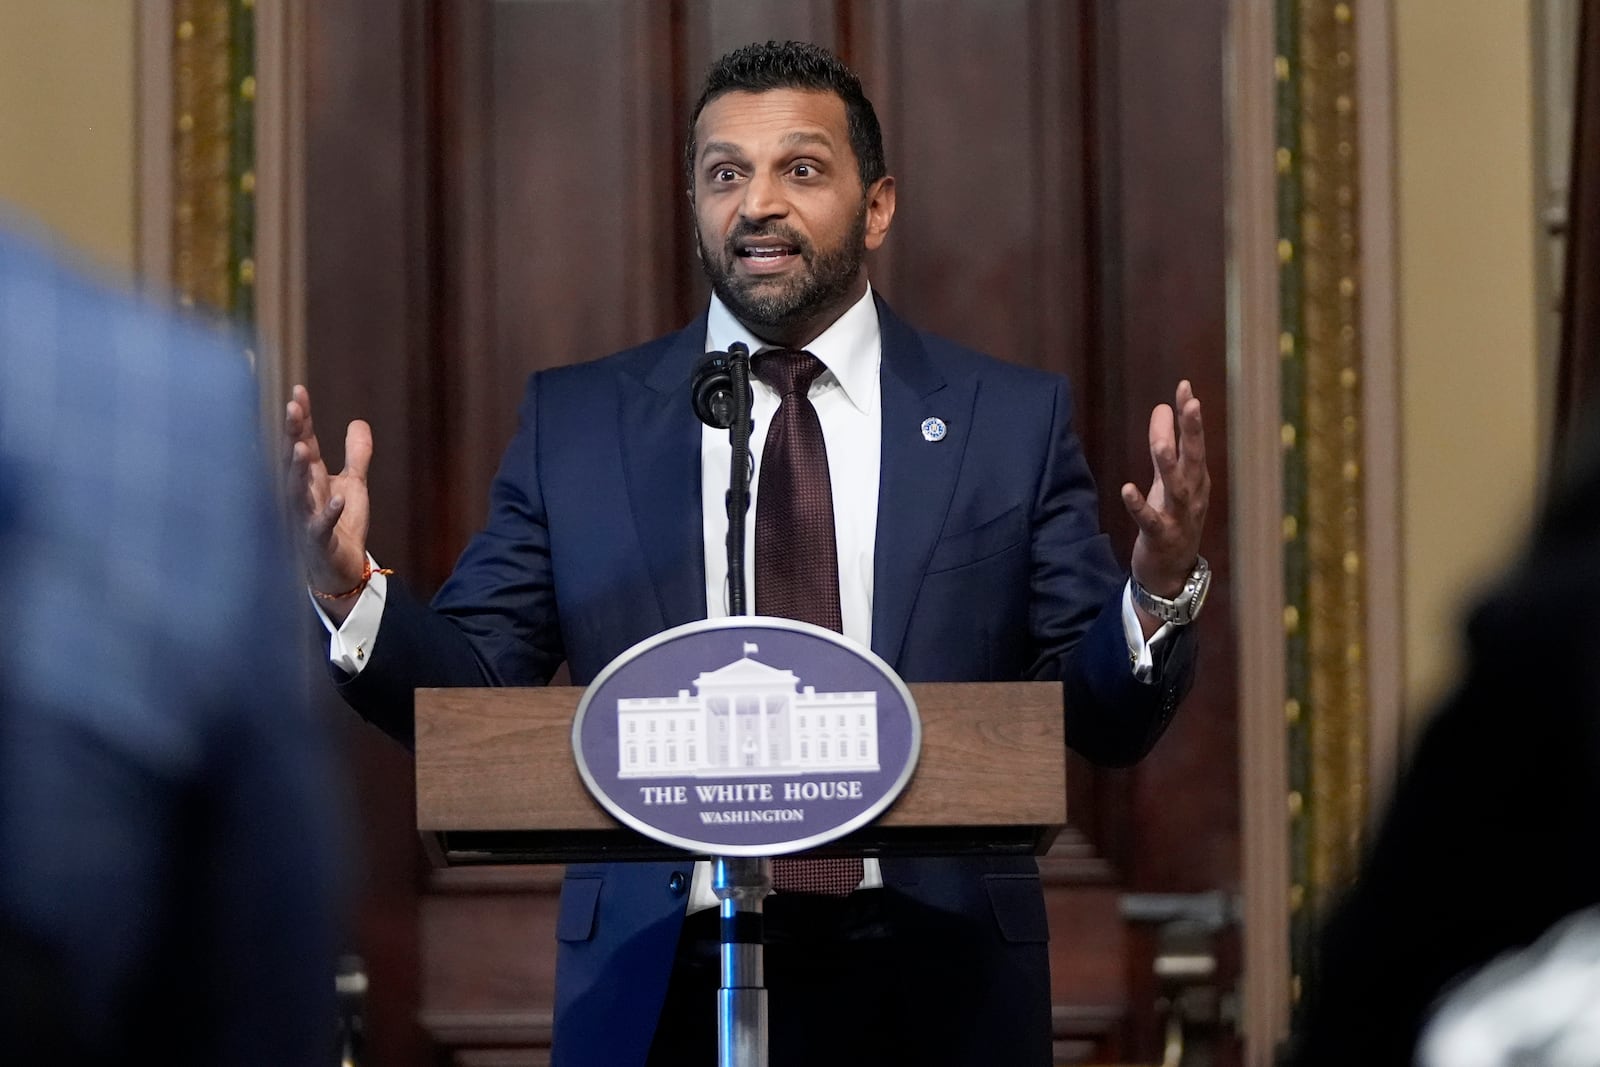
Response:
[863, 176, 897, 252]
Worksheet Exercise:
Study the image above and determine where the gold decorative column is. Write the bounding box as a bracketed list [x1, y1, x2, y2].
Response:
[1277, 0, 1370, 1004]
[171, 0, 255, 325]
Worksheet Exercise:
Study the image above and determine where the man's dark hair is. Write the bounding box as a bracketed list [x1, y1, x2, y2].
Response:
[685, 40, 887, 192]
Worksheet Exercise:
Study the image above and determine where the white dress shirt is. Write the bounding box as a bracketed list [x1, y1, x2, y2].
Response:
[315, 285, 1170, 911]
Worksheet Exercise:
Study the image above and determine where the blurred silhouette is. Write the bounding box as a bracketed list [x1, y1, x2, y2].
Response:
[1418, 904, 1600, 1067]
[1286, 419, 1600, 1065]
[0, 220, 344, 1065]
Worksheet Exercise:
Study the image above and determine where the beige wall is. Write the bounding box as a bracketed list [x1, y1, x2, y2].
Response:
[1394, 1, 1542, 733]
[0, 2, 138, 275]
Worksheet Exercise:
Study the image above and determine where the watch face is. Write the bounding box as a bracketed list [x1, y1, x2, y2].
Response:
[1184, 562, 1212, 620]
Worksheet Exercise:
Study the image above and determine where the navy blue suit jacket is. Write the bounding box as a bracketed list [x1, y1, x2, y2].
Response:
[341, 297, 1195, 1065]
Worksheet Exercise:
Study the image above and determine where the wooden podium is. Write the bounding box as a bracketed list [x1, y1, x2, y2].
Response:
[415, 680, 1068, 865]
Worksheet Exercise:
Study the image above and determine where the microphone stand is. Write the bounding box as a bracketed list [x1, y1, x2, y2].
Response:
[690, 341, 772, 1067]
[715, 342, 768, 1067]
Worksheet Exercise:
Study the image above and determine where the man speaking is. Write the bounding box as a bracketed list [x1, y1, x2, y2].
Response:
[287, 40, 1210, 1067]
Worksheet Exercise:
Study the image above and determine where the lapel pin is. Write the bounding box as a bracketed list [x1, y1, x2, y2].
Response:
[920, 416, 947, 442]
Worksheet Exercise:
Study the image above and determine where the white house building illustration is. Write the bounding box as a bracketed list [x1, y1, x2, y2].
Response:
[617, 645, 880, 779]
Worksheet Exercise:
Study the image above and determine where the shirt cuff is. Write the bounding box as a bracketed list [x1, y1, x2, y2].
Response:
[308, 557, 389, 676]
[1121, 581, 1174, 685]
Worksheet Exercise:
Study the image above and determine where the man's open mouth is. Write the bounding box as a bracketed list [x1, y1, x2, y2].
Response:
[737, 244, 800, 261]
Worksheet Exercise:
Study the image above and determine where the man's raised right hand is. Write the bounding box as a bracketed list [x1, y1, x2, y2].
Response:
[284, 384, 373, 625]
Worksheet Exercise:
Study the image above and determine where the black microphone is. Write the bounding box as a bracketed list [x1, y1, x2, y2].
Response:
[690, 344, 752, 429]
[690, 343, 754, 614]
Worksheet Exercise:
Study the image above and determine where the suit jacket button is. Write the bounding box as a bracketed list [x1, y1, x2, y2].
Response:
[668, 871, 687, 895]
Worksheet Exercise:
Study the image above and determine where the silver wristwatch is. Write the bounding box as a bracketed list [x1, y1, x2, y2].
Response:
[1131, 556, 1211, 626]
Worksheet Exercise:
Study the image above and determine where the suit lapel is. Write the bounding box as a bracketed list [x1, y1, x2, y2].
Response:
[620, 317, 710, 631]
[620, 301, 976, 659]
[871, 298, 977, 668]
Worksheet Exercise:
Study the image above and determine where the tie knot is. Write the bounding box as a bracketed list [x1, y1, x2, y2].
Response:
[753, 349, 826, 397]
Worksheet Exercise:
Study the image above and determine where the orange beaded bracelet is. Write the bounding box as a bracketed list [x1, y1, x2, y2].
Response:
[310, 558, 395, 601]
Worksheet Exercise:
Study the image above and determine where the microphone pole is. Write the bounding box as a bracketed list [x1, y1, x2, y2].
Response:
[687, 340, 770, 1067]
[724, 342, 752, 615]
[715, 341, 767, 1067]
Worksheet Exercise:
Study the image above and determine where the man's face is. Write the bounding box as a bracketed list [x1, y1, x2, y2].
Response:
[690, 88, 895, 346]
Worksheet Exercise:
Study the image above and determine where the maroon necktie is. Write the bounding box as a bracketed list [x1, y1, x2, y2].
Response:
[753, 349, 863, 897]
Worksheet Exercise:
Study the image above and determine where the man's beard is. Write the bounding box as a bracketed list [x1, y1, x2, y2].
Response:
[697, 202, 869, 334]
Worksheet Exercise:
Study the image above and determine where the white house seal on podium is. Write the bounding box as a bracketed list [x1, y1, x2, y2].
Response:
[572, 617, 921, 856]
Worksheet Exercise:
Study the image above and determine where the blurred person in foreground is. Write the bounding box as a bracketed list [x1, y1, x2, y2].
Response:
[0, 219, 344, 1065]
[1286, 421, 1600, 1065]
